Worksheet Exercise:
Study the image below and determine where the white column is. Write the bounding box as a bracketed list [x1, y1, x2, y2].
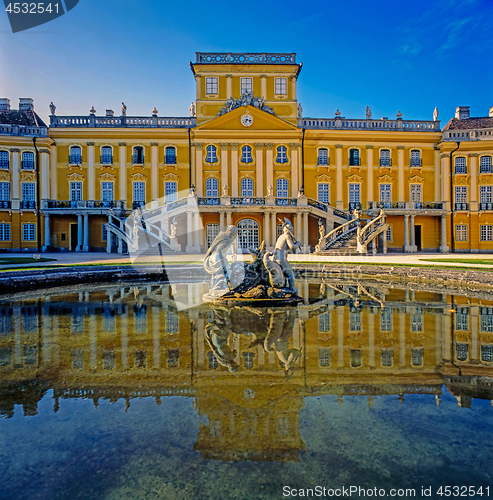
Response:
[366, 146, 373, 203]
[226, 211, 232, 226]
[121, 309, 128, 370]
[43, 214, 50, 251]
[83, 214, 89, 251]
[186, 211, 193, 253]
[11, 149, 20, 208]
[443, 312, 452, 361]
[195, 143, 203, 196]
[119, 143, 126, 207]
[296, 212, 302, 242]
[337, 307, 344, 367]
[261, 75, 267, 99]
[151, 143, 158, 203]
[219, 212, 225, 232]
[290, 143, 299, 197]
[255, 143, 264, 197]
[266, 144, 274, 193]
[302, 212, 309, 253]
[40, 149, 50, 200]
[50, 146, 57, 202]
[291, 75, 297, 101]
[440, 215, 449, 253]
[87, 143, 95, 201]
[410, 214, 416, 252]
[226, 74, 232, 97]
[403, 215, 410, 252]
[471, 306, 479, 361]
[230, 144, 238, 197]
[335, 144, 343, 209]
[434, 148, 440, 202]
[368, 311, 375, 368]
[271, 212, 277, 246]
[264, 212, 270, 248]
[441, 154, 450, 207]
[195, 74, 202, 100]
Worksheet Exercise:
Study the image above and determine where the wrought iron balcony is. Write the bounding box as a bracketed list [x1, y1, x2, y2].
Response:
[43, 200, 125, 210]
[410, 159, 422, 167]
[349, 159, 360, 167]
[348, 202, 362, 211]
[276, 198, 297, 206]
[21, 200, 36, 209]
[480, 202, 493, 211]
[379, 159, 392, 167]
[198, 197, 220, 206]
[195, 52, 297, 64]
[231, 197, 265, 205]
[132, 201, 146, 209]
[0, 201, 11, 209]
[69, 155, 81, 164]
[455, 203, 469, 211]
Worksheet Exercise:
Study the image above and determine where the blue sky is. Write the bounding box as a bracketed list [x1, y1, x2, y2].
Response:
[1, 0, 492, 124]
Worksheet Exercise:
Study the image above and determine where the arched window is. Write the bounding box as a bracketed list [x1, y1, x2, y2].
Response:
[206, 223, 219, 248]
[480, 156, 492, 173]
[241, 178, 254, 197]
[276, 145, 288, 164]
[236, 218, 259, 251]
[0, 151, 9, 169]
[165, 147, 176, 164]
[318, 148, 328, 165]
[241, 145, 253, 163]
[410, 149, 421, 167]
[133, 146, 144, 165]
[455, 156, 467, 174]
[379, 149, 391, 167]
[69, 146, 81, 164]
[205, 178, 219, 197]
[276, 178, 289, 198]
[21, 152, 34, 169]
[206, 145, 217, 163]
[349, 149, 360, 166]
[101, 146, 112, 164]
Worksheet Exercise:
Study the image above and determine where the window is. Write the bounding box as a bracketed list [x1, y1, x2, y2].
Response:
[380, 149, 391, 166]
[103, 307, 115, 333]
[318, 183, 330, 203]
[70, 182, 82, 202]
[380, 184, 391, 204]
[103, 351, 115, 370]
[481, 307, 493, 332]
[208, 351, 218, 369]
[275, 77, 287, 95]
[69, 146, 81, 164]
[206, 178, 219, 197]
[381, 349, 393, 367]
[241, 145, 253, 164]
[480, 156, 492, 173]
[455, 186, 468, 209]
[243, 352, 255, 369]
[455, 157, 467, 174]
[166, 311, 178, 333]
[410, 184, 422, 203]
[167, 349, 179, 368]
[411, 312, 423, 332]
[132, 146, 144, 164]
[276, 178, 289, 198]
[206, 145, 218, 163]
[22, 223, 36, 241]
[0, 223, 10, 241]
[480, 186, 493, 204]
[455, 224, 468, 241]
[206, 223, 219, 248]
[276, 145, 288, 164]
[480, 225, 493, 241]
[165, 147, 176, 164]
[277, 223, 283, 240]
[134, 305, 147, 333]
[386, 225, 392, 242]
[318, 148, 329, 165]
[101, 146, 112, 164]
[318, 313, 331, 332]
[165, 181, 177, 202]
[236, 218, 259, 251]
[349, 183, 360, 208]
[240, 77, 252, 94]
[205, 77, 218, 94]
[22, 151, 34, 169]
[0, 182, 10, 202]
[455, 310, 469, 331]
[22, 183, 35, 202]
[319, 348, 331, 367]
[351, 349, 362, 367]
[410, 150, 421, 167]
[456, 343, 469, 361]
[411, 348, 423, 366]
[0, 151, 9, 169]
[101, 182, 113, 202]
[350, 311, 361, 332]
[277, 417, 289, 436]
[133, 181, 145, 207]
[241, 178, 254, 197]
[71, 312, 84, 334]
[381, 308, 393, 331]
[102, 223, 107, 242]
[349, 149, 360, 166]
[481, 345, 493, 362]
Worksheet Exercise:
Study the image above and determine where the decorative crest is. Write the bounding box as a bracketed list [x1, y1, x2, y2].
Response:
[218, 92, 274, 116]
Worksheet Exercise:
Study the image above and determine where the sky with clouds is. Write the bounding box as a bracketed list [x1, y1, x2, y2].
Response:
[0, 0, 492, 124]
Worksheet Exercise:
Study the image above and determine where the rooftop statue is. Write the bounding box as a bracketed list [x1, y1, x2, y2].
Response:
[49, 102, 56, 115]
[433, 106, 439, 121]
[366, 106, 372, 119]
[121, 102, 127, 116]
[297, 103, 303, 118]
[189, 101, 196, 117]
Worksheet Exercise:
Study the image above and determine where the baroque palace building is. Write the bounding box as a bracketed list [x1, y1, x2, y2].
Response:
[0, 52, 493, 253]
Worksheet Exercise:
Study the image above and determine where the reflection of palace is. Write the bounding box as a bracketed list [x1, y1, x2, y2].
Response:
[1, 282, 493, 460]
[1, 53, 493, 253]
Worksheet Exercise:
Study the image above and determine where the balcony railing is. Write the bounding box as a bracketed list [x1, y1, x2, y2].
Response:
[349, 159, 360, 167]
[455, 203, 469, 211]
[167, 198, 187, 211]
[44, 200, 125, 209]
[348, 202, 362, 211]
[410, 159, 422, 167]
[299, 117, 440, 132]
[69, 155, 81, 164]
[307, 198, 327, 213]
[21, 200, 36, 209]
[50, 116, 195, 128]
[196, 52, 297, 64]
[198, 197, 220, 206]
[0, 124, 48, 137]
[132, 201, 146, 209]
[480, 202, 493, 211]
[231, 197, 265, 205]
[368, 201, 444, 210]
[276, 197, 297, 206]
[0, 201, 11, 209]
[379, 159, 392, 167]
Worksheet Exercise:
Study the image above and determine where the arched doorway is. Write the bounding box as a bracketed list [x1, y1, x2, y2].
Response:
[236, 218, 260, 252]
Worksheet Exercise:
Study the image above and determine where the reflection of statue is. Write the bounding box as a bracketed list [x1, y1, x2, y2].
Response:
[267, 184, 273, 196]
[366, 106, 372, 119]
[222, 184, 228, 196]
[297, 103, 303, 118]
[203, 226, 238, 297]
[121, 102, 127, 116]
[271, 218, 301, 292]
[433, 107, 439, 121]
[204, 310, 238, 372]
[189, 102, 196, 117]
[318, 219, 325, 240]
[49, 102, 56, 115]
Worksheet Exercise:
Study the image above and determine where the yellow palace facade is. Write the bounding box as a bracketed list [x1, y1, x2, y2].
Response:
[0, 52, 492, 253]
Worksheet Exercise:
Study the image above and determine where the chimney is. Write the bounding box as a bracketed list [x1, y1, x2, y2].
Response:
[489, 107, 493, 118]
[455, 106, 470, 120]
[19, 98, 34, 111]
[0, 99, 10, 111]
[106, 109, 114, 117]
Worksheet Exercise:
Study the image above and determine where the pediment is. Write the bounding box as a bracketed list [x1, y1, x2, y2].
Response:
[316, 174, 332, 182]
[347, 174, 363, 182]
[377, 174, 393, 183]
[408, 175, 424, 183]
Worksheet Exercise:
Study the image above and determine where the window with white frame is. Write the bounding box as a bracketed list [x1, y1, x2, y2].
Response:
[0, 151, 9, 169]
[102, 223, 107, 241]
[481, 345, 493, 362]
[134, 305, 147, 333]
[166, 311, 179, 333]
[0, 182, 10, 202]
[133, 182, 145, 204]
[456, 343, 469, 361]
[410, 150, 421, 167]
[381, 307, 393, 331]
[236, 218, 259, 251]
[102, 308, 115, 333]
[350, 311, 362, 332]
[274, 77, 287, 95]
[206, 145, 218, 163]
[69, 146, 81, 164]
[318, 312, 331, 332]
[22, 151, 34, 169]
[386, 225, 392, 241]
[455, 309, 469, 331]
[101, 182, 114, 202]
[0, 223, 10, 241]
[318, 148, 329, 165]
[380, 149, 391, 166]
[206, 223, 219, 248]
[241, 145, 253, 164]
[455, 224, 468, 241]
[243, 351, 254, 369]
[205, 77, 218, 94]
[381, 349, 393, 367]
[318, 183, 330, 203]
[455, 186, 468, 206]
[380, 184, 391, 203]
[277, 223, 283, 239]
[349, 183, 360, 203]
[277, 417, 289, 436]
[165, 181, 177, 202]
[349, 149, 360, 166]
[481, 307, 493, 332]
[241, 178, 254, 197]
[276, 178, 289, 198]
[165, 146, 176, 164]
[240, 77, 252, 94]
[205, 178, 219, 197]
[455, 157, 467, 174]
[132, 146, 144, 164]
[70, 182, 82, 202]
[480, 156, 492, 173]
[319, 348, 331, 367]
[411, 312, 423, 332]
[22, 223, 36, 241]
[480, 225, 493, 241]
[22, 183, 35, 208]
[101, 146, 112, 164]
[410, 184, 422, 203]
[276, 145, 288, 164]
[480, 186, 492, 204]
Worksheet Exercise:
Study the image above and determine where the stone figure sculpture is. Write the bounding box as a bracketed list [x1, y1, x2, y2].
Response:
[297, 103, 303, 118]
[189, 102, 196, 117]
[222, 184, 228, 196]
[318, 219, 326, 240]
[121, 102, 127, 116]
[170, 218, 177, 239]
[433, 107, 439, 121]
[267, 184, 273, 196]
[272, 218, 301, 292]
[218, 92, 274, 116]
[366, 106, 372, 119]
[49, 102, 56, 115]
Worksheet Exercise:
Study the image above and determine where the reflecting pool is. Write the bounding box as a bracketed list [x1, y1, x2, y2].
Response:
[1, 280, 493, 499]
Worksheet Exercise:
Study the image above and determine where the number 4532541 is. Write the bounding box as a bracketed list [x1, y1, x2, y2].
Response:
[5, 3, 60, 14]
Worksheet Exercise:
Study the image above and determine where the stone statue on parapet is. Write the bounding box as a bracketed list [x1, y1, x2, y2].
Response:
[297, 103, 303, 118]
[267, 184, 273, 196]
[121, 102, 127, 116]
[318, 219, 326, 240]
[222, 184, 228, 196]
[366, 106, 372, 119]
[433, 107, 439, 121]
[189, 102, 196, 117]
[49, 102, 56, 115]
